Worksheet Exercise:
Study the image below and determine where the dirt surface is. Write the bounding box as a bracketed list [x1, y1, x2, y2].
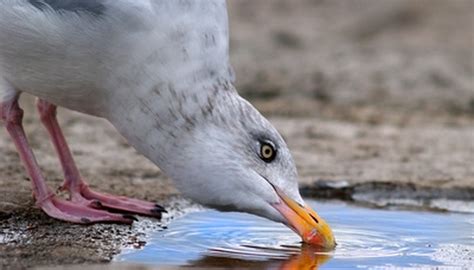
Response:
[1, 0, 473, 269]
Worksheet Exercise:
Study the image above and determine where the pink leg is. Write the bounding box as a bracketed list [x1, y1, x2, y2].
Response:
[1, 98, 133, 224]
[36, 99, 165, 218]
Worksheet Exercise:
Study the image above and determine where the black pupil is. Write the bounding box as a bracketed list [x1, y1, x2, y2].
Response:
[264, 148, 271, 155]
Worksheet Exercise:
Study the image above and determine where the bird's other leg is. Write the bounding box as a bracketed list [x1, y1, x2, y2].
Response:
[36, 99, 166, 218]
[1, 97, 132, 224]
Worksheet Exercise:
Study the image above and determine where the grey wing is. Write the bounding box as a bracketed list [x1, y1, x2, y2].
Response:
[27, 0, 106, 15]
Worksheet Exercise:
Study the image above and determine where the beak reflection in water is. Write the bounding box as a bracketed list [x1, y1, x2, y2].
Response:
[201, 245, 330, 270]
[279, 245, 330, 270]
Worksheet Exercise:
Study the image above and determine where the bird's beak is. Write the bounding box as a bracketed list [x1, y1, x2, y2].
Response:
[271, 186, 336, 250]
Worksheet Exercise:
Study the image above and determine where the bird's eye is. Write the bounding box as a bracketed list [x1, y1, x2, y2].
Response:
[260, 142, 276, 162]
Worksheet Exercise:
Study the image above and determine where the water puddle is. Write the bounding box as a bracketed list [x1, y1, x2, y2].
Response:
[116, 200, 473, 269]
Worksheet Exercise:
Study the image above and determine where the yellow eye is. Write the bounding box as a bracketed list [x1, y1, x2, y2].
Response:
[260, 143, 276, 162]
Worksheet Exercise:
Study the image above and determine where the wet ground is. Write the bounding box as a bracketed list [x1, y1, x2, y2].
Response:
[1, 0, 473, 269]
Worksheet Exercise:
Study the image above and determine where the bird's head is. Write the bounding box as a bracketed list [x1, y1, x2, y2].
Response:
[165, 91, 335, 249]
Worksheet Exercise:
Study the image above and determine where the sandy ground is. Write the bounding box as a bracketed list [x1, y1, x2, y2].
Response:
[1, 0, 473, 269]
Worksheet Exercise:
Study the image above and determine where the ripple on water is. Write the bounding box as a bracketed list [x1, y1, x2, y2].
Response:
[116, 200, 474, 269]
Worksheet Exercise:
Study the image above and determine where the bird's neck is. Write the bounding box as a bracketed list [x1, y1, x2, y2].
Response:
[106, 78, 238, 174]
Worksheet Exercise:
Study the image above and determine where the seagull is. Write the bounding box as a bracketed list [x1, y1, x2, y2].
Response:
[0, 0, 335, 248]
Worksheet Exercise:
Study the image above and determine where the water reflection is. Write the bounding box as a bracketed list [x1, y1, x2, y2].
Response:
[189, 245, 330, 270]
[116, 200, 473, 269]
[278, 245, 330, 270]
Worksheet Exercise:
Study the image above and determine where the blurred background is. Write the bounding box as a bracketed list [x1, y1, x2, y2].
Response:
[229, 0, 473, 120]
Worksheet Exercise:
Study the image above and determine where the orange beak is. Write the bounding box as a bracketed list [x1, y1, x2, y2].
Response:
[272, 186, 336, 250]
